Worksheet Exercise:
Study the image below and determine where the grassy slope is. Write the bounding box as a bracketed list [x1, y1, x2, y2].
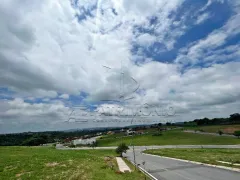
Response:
[97, 130, 240, 146]
[144, 148, 240, 168]
[184, 124, 240, 134]
[0, 147, 146, 180]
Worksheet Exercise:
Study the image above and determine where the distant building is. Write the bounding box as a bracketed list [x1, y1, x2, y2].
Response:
[73, 137, 96, 145]
[126, 130, 136, 135]
[107, 131, 115, 135]
[126, 129, 145, 135]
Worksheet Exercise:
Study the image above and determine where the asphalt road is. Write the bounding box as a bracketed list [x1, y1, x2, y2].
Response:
[56, 144, 240, 150]
[125, 146, 240, 180]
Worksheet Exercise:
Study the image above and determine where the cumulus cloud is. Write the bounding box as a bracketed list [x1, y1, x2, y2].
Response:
[59, 94, 69, 99]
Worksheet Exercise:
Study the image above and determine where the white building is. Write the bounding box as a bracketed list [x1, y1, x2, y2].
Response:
[73, 137, 96, 145]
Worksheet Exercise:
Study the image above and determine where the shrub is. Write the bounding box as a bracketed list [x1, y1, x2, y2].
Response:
[233, 131, 240, 138]
[218, 130, 223, 135]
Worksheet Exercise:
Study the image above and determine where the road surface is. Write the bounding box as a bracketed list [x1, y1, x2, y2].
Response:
[56, 144, 240, 150]
[56, 144, 240, 180]
[125, 146, 240, 180]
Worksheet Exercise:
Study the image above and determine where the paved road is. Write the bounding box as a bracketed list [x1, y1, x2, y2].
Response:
[125, 146, 240, 180]
[56, 144, 240, 150]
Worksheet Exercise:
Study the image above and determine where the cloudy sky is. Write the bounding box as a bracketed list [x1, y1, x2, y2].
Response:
[0, 0, 239, 133]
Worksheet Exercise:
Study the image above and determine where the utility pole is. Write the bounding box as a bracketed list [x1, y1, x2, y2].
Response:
[133, 143, 136, 170]
[130, 111, 138, 170]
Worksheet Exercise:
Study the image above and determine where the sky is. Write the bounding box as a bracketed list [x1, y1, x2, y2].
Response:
[0, 0, 239, 133]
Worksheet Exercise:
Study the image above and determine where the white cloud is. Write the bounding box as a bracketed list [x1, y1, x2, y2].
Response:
[195, 13, 210, 24]
[176, 10, 240, 65]
[0, 0, 185, 101]
[199, 0, 224, 12]
[59, 94, 69, 99]
[0, 98, 68, 119]
[135, 34, 156, 47]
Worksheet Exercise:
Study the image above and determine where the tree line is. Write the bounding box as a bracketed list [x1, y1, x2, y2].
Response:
[183, 113, 240, 126]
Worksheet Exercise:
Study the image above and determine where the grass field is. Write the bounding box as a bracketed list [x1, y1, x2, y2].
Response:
[97, 130, 240, 146]
[0, 146, 146, 180]
[144, 148, 240, 168]
[184, 124, 240, 134]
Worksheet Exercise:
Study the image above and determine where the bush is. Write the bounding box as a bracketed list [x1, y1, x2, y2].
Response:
[218, 130, 223, 135]
[115, 143, 129, 157]
[233, 131, 240, 138]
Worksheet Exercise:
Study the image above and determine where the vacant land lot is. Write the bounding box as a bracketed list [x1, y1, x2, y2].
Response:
[185, 124, 240, 134]
[97, 130, 240, 146]
[144, 148, 240, 169]
[0, 147, 146, 180]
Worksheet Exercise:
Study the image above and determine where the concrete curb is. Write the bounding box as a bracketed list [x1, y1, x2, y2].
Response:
[127, 159, 158, 180]
[142, 153, 240, 173]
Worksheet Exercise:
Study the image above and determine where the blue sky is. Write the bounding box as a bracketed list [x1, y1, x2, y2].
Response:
[0, 0, 239, 133]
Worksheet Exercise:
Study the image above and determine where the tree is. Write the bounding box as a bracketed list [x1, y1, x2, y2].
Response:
[157, 123, 162, 131]
[230, 113, 240, 123]
[233, 131, 240, 138]
[115, 143, 129, 157]
[21, 136, 47, 146]
[166, 122, 171, 126]
[218, 130, 223, 136]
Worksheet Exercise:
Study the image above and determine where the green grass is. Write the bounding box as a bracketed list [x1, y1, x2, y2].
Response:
[0, 146, 146, 180]
[184, 124, 240, 134]
[144, 148, 240, 168]
[97, 130, 240, 146]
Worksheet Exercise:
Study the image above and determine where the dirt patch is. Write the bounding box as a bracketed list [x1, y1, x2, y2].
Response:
[5, 165, 16, 171]
[16, 173, 24, 177]
[45, 162, 59, 167]
[223, 127, 240, 134]
[104, 156, 112, 161]
[16, 171, 31, 177]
